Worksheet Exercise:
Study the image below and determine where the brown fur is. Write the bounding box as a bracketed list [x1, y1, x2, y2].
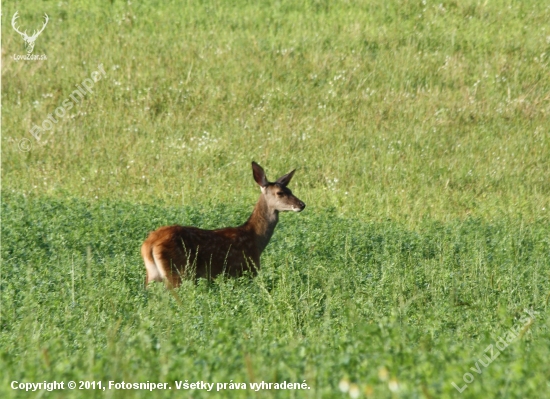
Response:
[141, 162, 305, 288]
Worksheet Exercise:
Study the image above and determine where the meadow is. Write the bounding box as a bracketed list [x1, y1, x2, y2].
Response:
[2, 0, 549, 397]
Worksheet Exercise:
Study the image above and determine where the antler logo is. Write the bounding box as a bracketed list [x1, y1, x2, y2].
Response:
[12, 11, 49, 54]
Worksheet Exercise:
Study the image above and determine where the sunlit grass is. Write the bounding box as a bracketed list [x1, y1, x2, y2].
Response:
[2, 0, 548, 222]
[2, 0, 550, 398]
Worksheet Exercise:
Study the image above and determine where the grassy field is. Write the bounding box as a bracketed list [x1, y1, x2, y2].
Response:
[2, 0, 549, 398]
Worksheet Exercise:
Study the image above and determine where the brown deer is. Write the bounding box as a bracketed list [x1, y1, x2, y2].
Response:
[141, 162, 305, 288]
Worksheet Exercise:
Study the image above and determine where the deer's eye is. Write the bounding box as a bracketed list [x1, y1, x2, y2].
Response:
[276, 192, 284, 197]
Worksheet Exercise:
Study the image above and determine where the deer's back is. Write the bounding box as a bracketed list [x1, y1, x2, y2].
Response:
[144, 224, 260, 279]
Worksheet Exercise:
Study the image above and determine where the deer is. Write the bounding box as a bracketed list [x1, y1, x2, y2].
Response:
[11, 11, 49, 54]
[141, 162, 306, 288]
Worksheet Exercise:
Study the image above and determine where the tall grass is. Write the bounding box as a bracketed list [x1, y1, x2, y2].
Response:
[2, 0, 549, 398]
[1, 194, 549, 398]
[3, 0, 548, 222]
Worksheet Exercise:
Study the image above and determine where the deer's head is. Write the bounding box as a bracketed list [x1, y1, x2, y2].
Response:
[252, 161, 306, 212]
[12, 11, 49, 54]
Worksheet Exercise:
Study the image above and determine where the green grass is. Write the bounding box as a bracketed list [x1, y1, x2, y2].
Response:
[2, 0, 549, 397]
[2, 194, 549, 398]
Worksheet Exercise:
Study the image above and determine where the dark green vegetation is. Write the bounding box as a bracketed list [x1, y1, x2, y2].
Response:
[2, 0, 549, 397]
[2, 194, 549, 398]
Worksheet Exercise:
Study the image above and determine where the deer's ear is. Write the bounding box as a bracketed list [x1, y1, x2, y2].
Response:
[275, 169, 295, 186]
[252, 161, 268, 187]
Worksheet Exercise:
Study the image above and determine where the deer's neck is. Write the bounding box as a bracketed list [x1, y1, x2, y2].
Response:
[244, 195, 278, 253]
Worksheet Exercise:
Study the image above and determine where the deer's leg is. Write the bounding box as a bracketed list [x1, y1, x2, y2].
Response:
[142, 242, 163, 287]
[152, 246, 182, 288]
